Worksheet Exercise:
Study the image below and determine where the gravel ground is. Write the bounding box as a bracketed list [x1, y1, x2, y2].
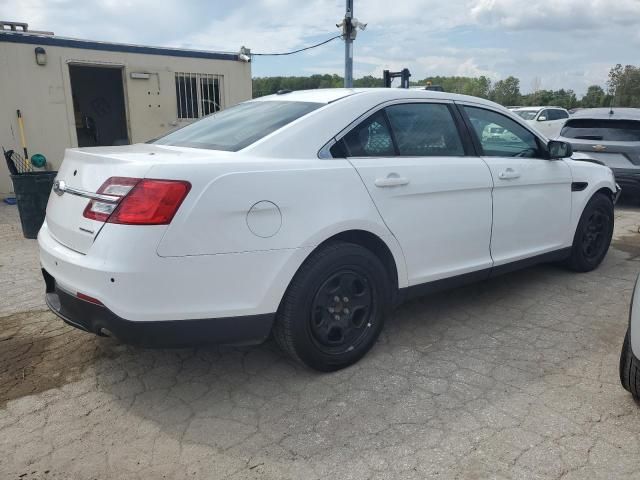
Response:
[1, 202, 640, 479]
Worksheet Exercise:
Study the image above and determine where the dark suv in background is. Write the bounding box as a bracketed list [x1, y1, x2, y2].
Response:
[558, 108, 640, 198]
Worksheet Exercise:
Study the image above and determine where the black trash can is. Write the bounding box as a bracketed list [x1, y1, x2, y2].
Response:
[10, 171, 57, 239]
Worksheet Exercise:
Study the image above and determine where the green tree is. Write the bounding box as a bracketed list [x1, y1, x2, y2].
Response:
[607, 64, 640, 107]
[580, 85, 608, 108]
[252, 66, 638, 108]
[354, 75, 384, 87]
[490, 76, 521, 106]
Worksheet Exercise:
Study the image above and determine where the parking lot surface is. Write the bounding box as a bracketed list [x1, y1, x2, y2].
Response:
[2, 202, 640, 479]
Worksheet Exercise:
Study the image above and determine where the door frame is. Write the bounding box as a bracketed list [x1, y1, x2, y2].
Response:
[454, 101, 573, 263]
[64, 61, 131, 147]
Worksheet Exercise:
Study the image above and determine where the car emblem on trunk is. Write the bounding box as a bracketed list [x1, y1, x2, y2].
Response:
[53, 179, 66, 196]
[592, 145, 607, 152]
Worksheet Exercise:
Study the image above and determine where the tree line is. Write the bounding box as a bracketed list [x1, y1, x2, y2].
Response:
[252, 64, 640, 109]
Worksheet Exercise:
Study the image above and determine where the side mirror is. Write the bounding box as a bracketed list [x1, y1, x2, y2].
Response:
[537, 116, 547, 122]
[548, 140, 573, 159]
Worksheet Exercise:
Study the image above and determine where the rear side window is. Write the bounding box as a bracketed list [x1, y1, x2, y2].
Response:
[153, 100, 322, 151]
[337, 103, 464, 158]
[560, 119, 640, 141]
[385, 103, 464, 156]
[342, 110, 395, 157]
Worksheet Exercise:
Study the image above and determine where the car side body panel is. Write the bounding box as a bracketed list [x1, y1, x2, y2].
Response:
[38, 89, 616, 338]
[153, 159, 394, 256]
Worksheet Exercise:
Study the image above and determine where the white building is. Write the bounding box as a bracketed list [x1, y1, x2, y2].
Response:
[0, 22, 252, 194]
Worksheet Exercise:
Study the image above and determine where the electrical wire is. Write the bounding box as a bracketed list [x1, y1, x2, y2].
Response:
[251, 35, 342, 56]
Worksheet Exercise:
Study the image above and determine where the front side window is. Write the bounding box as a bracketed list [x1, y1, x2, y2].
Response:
[154, 100, 322, 151]
[385, 103, 464, 156]
[538, 109, 551, 121]
[546, 110, 559, 121]
[464, 106, 541, 158]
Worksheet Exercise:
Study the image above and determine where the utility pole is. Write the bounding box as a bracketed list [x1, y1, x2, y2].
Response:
[337, 0, 365, 88]
[344, 0, 354, 88]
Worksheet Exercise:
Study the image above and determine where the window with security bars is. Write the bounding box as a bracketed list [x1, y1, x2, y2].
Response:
[175, 73, 222, 119]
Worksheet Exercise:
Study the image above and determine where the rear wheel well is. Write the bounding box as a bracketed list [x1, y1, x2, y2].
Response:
[314, 230, 399, 292]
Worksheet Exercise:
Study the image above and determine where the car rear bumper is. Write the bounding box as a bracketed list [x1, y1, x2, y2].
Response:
[38, 220, 310, 322]
[43, 268, 274, 347]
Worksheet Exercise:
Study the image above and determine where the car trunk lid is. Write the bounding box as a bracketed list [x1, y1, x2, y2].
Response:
[45, 145, 170, 253]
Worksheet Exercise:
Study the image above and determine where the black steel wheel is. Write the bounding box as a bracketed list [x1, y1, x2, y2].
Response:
[309, 269, 374, 354]
[273, 241, 392, 371]
[582, 208, 609, 261]
[567, 193, 614, 272]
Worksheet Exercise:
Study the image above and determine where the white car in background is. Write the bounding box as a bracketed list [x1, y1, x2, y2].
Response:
[40, 88, 619, 371]
[513, 106, 570, 139]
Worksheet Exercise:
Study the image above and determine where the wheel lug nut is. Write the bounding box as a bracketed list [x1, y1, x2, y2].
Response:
[328, 307, 334, 313]
[344, 308, 350, 314]
[334, 315, 341, 321]
[343, 297, 349, 303]
[333, 296, 340, 302]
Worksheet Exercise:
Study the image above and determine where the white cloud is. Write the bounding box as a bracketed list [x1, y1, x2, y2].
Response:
[2, 0, 638, 95]
[470, 0, 640, 30]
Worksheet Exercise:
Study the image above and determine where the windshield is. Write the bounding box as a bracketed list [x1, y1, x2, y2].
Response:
[153, 100, 323, 151]
[561, 119, 640, 142]
[514, 110, 538, 121]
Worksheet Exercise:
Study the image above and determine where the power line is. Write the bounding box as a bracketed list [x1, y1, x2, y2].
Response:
[251, 35, 342, 56]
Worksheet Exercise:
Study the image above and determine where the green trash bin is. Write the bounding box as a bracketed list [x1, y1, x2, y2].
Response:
[10, 171, 57, 239]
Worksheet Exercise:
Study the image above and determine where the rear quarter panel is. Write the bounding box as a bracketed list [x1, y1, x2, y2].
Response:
[150, 158, 408, 286]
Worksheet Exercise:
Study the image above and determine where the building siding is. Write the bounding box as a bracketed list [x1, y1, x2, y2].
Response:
[0, 35, 251, 194]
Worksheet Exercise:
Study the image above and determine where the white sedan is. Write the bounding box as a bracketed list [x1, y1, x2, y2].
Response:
[40, 88, 619, 371]
[512, 106, 570, 139]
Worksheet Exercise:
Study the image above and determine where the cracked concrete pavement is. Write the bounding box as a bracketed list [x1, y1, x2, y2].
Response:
[1, 202, 640, 479]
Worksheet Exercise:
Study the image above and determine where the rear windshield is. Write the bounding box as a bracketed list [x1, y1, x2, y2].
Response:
[153, 100, 322, 151]
[561, 119, 640, 142]
[514, 111, 538, 120]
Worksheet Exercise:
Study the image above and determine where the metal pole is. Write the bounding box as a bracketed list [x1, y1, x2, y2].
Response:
[344, 0, 353, 88]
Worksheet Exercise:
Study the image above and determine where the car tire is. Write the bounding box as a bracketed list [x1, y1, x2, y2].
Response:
[273, 241, 392, 372]
[566, 193, 614, 272]
[620, 329, 640, 400]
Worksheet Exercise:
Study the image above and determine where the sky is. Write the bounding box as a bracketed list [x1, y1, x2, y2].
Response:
[3, 0, 640, 96]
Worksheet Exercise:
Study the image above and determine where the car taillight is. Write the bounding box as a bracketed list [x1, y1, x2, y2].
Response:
[83, 177, 191, 225]
[83, 177, 141, 221]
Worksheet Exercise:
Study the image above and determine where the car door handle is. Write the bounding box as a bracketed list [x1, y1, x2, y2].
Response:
[498, 169, 520, 180]
[374, 175, 410, 188]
